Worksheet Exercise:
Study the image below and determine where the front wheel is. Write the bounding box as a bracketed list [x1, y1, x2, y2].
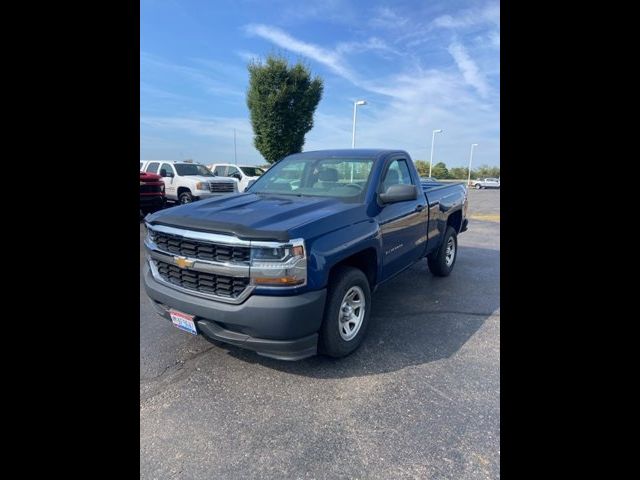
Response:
[318, 266, 371, 358]
[179, 191, 193, 204]
[475, 183, 482, 189]
[427, 226, 458, 277]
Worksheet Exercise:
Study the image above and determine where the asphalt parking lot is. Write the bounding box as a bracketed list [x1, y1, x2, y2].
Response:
[140, 188, 500, 479]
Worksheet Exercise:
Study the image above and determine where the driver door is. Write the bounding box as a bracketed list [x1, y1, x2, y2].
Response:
[159, 163, 177, 200]
[376, 157, 428, 281]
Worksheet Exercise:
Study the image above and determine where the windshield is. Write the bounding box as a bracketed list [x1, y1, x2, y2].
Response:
[174, 164, 214, 176]
[240, 166, 265, 177]
[249, 155, 375, 199]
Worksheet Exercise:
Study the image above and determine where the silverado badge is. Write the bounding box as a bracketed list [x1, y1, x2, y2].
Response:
[173, 256, 194, 269]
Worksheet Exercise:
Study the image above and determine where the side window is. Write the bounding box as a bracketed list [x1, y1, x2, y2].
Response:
[160, 163, 174, 177]
[213, 166, 227, 176]
[381, 159, 412, 192]
[146, 162, 160, 174]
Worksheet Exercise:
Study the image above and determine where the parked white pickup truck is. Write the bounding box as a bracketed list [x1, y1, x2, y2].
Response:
[141, 160, 238, 204]
[207, 163, 265, 192]
[472, 177, 500, 189]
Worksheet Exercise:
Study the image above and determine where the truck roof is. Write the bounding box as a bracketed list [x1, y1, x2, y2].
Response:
[287, 149, 409, 158]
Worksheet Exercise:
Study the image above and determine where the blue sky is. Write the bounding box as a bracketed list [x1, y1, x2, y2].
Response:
[141, 0, 500, 167]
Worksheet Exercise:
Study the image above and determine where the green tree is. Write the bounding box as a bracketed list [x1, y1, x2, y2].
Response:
[431, 162, 450, 179]
[413, 160, 430, 177]
[473, 164, 500, 179]
[449, 167, 469, 179]
[247, 55, 324, 164]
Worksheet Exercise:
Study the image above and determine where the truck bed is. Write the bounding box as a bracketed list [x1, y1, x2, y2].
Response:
[421, 180, 467, 205]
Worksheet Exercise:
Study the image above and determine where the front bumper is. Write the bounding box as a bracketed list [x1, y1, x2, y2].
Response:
[143, 262, 326, 360]
[140, 195, 166, 208]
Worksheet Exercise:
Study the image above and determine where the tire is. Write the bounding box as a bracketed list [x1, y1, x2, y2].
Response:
[427, 226, 458, 277]
[475, 183, 482, 189]
[179, 191, 193, 204]
[318, 266, 372, 358]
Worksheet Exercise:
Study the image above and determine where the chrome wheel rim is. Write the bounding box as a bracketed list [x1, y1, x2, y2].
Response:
[338, 286, 365, 341]
[445, 237, 456, 267]
[181, 195, 191, 204]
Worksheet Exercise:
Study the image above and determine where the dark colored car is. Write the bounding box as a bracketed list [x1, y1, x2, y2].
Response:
[143, 149, 468, 360]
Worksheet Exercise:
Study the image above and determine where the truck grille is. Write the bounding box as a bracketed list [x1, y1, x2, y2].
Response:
[149, 230, 250, 263]
[209, 182, 236, 193]
[153, 260, 249, 298]
[140, 184, 163, 193]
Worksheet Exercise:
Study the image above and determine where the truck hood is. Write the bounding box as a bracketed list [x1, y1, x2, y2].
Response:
[146, 192, 367, 242]
[140, 171, 162, 182]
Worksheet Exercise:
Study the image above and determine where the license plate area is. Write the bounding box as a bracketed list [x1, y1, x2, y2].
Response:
[169, 309, 198, 335]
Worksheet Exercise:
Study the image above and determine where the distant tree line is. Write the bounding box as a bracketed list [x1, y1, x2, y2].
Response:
[414, 160, 500, 180]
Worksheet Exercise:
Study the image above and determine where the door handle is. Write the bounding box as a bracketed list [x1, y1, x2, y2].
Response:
[415, 204, 425, 212]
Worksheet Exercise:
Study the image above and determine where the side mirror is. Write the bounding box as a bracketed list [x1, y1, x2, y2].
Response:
[161, 170, 174, 178]
[231, 172, 242, 180]
[379, 184, 418, 204]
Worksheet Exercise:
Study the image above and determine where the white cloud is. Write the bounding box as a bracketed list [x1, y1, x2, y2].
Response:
[335, 37, 400, 56]
[244, 24, 357, 83]
[141, 52, 244, 98]
[447, 42, 490, 98]
[369, 6, 409, 28]
[433, 2, 500, 29]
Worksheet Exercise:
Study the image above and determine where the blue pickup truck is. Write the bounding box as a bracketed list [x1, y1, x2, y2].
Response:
[143, 149, 468, 360]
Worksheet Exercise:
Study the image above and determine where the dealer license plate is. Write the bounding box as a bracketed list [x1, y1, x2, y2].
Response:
[169, 309, 197, 335]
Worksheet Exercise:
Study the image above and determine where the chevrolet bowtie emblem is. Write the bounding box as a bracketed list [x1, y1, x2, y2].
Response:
[173, 256, 194, 269]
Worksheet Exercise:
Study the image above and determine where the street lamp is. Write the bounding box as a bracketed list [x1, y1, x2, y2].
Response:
[467, 143, 478, 186]
[429, 129, 443, 178]
[351, 100, 367, 148]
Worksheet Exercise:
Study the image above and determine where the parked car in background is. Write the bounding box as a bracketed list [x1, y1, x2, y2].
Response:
[139, 171, 166, 217]
[141, 160, 238, 204]
[208, 163, 265, 192]
[143, 149, 468, 360]
[472, 177, 500, 189]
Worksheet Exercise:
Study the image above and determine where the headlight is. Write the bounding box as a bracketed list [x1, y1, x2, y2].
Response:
[250, 239, 306, 287]
[195, 182, 209, 191]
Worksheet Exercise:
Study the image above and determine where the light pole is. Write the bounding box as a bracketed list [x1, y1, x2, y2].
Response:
[233, 128, 237, 165]
[429, 129, 443, 178]
[467, 143, 478, 186]
[351, 100, 367, 148]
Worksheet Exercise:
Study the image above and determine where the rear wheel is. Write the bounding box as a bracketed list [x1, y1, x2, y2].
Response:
[427, 226, 458, 277]
[318, 266, 371, 358]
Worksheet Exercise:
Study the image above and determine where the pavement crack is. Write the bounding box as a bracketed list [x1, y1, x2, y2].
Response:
[140, 345, 216, 403]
